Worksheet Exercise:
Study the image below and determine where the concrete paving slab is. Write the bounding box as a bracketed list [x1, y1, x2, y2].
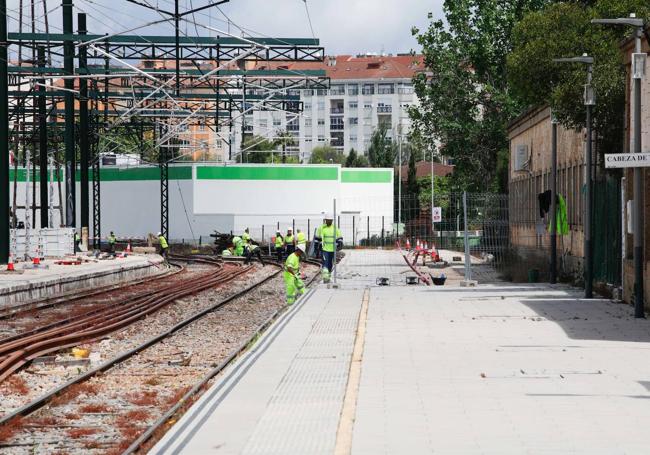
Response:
[352, 284, 650, 454]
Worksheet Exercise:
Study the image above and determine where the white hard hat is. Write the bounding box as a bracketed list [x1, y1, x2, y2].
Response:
[287, 227, 293, 231]
[157, 232, 162, 236]
[323, 212, 333, 219]
[296, 243, 306, 253]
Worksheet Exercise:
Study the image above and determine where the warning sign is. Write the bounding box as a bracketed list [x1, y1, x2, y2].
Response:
[432, 207, 442, 223]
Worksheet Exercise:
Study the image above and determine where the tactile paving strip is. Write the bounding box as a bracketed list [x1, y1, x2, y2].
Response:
[242, 292, 361, 455]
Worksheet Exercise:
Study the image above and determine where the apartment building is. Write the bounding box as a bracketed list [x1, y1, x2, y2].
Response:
[241, 54, 425, 161]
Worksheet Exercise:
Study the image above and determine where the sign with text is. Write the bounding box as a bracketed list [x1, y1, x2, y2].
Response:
[432, 207, 442, 223]
[605, 152, 650, 168]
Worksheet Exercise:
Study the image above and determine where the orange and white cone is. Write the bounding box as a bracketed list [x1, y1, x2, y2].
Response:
[126, 241, 132, 253]
[6, 253, 15, 272]
[406, 238, 411, 250]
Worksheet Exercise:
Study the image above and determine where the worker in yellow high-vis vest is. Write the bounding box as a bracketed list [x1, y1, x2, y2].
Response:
[284, 244, 306, 304]
[274, 230, 285, 261]
[314, 213, 342, 283]
[157, 232, 169, 259]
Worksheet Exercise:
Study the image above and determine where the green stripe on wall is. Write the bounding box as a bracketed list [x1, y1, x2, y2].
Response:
[8, 167, 192, 182]
[197, 166, 338, 181]
[341, 170, 392, 183]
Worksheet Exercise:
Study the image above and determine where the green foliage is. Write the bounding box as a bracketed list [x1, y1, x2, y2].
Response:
[410, 0, 551, 193]
[309, 145, 346, 164]
[367, 125, 396, 168]
[507, 1, 650, 152]
[241, 135, 276, 163]
[345, 148, 369, 167]
[407, 151, 418, 196]
[417, 175, 452, 207]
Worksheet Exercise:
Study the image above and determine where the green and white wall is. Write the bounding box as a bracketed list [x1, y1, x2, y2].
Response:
[8, 164, 394, 244]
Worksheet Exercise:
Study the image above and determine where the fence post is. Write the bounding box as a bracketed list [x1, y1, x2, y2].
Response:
[382, 216, 385, 247]
[333, 198, 338, 285]
[463, 191, 473, 283]
[352, 216, 356, 247]
[308, 219, 311, 241]
[292, 218, 295, 236]
[262, 225, 265, 244]
[367, 216, 370, 247]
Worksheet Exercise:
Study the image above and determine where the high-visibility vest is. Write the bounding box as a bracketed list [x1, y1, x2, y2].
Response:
[296, 232, 306, 245]
[158, 235, 168, 249]
[108, 234, 116, 245]
[316, 224, 342, 252]
[275, 235, 284, 248]
[285, 234, 294, 245]
[284, 252, 301, 275]
[222, 249, 233, 256]
[242, 232, 251, 245]
[232, 236, 244, 256]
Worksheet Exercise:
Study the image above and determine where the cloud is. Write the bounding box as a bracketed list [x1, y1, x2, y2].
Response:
[7, 0, 443, 56]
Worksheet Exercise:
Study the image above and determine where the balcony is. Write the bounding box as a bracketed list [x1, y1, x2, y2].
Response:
[331, 108, 345, 114]
[377, 105, 392, 113]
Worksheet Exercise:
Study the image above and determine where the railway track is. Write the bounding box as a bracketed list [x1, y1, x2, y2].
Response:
[0, 255, 321, 453]
[0, 257, 247, 383]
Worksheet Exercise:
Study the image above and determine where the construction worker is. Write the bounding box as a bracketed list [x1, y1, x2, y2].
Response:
[222, 243, 234, 256]
[244, 242, 265, 266]
[242, 228, 251, 247]
[232, 235, 244, 256]
[274, 230, 285, 261]
[74, 230, 81, 253]
[285, 228, 295, 256]
[157, 232, 169, 259]
[296, 228, 307, 251]
[284, 243, 306, 305]
[108, 231, 117, 254]
[314, 213, 342, 283]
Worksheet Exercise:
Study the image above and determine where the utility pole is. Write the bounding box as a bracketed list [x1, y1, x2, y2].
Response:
[62, 0, 75, 227]
[592, 15, 646, 317]
[553, 54, 595, 299]
[0, 0, 9, 264]
[550, 111, 558, 284]
[78, 13, 89, 233]
[38, 47, 48, 228]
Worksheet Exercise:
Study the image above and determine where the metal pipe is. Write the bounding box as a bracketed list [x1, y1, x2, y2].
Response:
[550, 116, 558, 284]
[463, 191, 471, 281]
[633, 28, 645, 318]
[1, 0, 10, 263]
[585, 101, 593, 298]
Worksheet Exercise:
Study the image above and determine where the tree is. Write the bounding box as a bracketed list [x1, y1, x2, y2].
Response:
[367, 125, 395, 168]
[241, 135, 275, 163]
[410, 0, 551, 193]
[273, 129, 296, 163]
[507, 1, 650, 154]
[407, 150, 418, 197]
[345, 148, 369, 168]
[309, 145, 346, 164]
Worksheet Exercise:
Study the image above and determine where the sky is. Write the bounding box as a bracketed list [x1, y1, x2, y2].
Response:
[7, 0, 445, 56]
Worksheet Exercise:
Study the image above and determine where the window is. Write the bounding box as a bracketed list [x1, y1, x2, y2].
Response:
[287, 118, 300, 131]
[259, 119, 268, 128]
[305, 118, 312, 127]
[363, 103, 372, 109]
[398, 83, 414, 94]
[303, 89, 313, 97]
[362, 84, 375, 95]
[330, 117, 344, 130]
[316, 89, 327, 96]
[349, 135, 358, 142]
[318, 118, 325, 126]
[348, 101, 358, 109]
[330, 84, 345, 95]
[306, 138, 312, 143]
[348, 84, 359, 96]
[349, 117, 359, 125]
[305, 103, 312, 110]
[318, 135, 325, 142]
[288, 89, 301, 97]
[273, 117, 282, 126]
[317, 101, 325, 110]
[377, 103, 392, 113]
[378, 83, 394, 94]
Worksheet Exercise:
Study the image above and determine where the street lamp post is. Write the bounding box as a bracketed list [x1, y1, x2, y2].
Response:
[553, 54, 595, 299]
[592, 14, 646, 317]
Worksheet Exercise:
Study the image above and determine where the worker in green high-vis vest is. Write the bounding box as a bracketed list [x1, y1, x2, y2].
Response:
[284, 244, 306, 305]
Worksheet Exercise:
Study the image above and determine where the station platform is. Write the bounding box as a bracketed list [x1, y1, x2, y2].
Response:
[153, 250, 650, 454]
[0, 254, 166, 309]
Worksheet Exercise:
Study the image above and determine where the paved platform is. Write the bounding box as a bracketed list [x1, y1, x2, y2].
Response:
[154, 250, 650, 454]
[0, 254, 165, 308]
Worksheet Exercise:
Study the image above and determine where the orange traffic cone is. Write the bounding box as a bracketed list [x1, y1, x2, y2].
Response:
[6, 253, 15, 271]
[126, 241, 132, 253]
[405, 238, 411, 250]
